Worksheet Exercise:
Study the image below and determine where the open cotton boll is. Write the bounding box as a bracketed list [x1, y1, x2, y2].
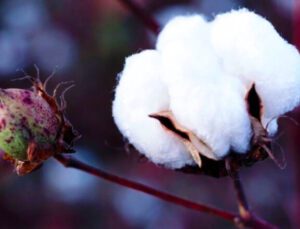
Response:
[167, 72, 251, 159]
[156, 14, 208, 53]
[112, 50, 195, 169]
[157, 15, 219, 86]
[210, 9, 300, 134]
[157, 16, 252, 159]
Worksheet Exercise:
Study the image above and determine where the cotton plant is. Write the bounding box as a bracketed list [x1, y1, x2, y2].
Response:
[210, 9, 300, 134]
[113, 9, 300, 174]
[0, 2, 295, 228]
[156, 15, 252, 160]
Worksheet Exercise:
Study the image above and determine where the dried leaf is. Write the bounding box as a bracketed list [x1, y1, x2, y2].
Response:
[250, 114, 286, 169]
[183, 140, 202, 168]
[149, 111, 213, 168]
[250, 116, 267, 146]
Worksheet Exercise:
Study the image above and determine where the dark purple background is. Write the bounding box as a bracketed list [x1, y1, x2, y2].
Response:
[0, 0, 298, 228]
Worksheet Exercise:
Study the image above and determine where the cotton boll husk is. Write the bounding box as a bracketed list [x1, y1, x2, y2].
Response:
[157, 16, 252, 159]
[112, 50, 195, 169]
[211, 9, 300, 134]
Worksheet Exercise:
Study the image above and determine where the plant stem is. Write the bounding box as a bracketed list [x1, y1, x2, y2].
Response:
[117, 0, 160, 35]
[231, 170, 251, 220]
[54, 154, 278, 228]
[228, 164, 278, 229]
[54, 154, 235, 221]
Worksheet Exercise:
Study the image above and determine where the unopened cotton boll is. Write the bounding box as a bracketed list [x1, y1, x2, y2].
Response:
[157, 15, 252, 159]
[112, 50, 195, 169]
[210, 9, 300, 134]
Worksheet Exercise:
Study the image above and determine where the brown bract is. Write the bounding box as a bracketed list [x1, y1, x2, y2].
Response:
[149, 85, 278, 178]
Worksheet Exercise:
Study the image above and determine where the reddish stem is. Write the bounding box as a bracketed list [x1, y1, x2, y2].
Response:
[225, 158, 251, 221]
[231, 171, 251, 220]
[117, 0, 160, 34]
[54, 154, 235, 221]
[227, 163, 278, 229]
[230, 172, 277, 229]
[54, 154, 277, 228]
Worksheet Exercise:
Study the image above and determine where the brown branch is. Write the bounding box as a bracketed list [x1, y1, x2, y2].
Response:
[54, 154, 278, 228]
[226, 158, 251, 220]
[232, 176, 278, 229]
[117, 0, 160, 35]
[231, 170, 251, 220]
[227, 160, 278, 229]
[54, 154, 235, 221]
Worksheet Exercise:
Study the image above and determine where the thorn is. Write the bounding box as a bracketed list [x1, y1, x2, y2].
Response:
[278, 115, 300, 127]
[11, 75, 32, 82]
[53, 81, 75, 98]
[271, 140, 287, 169]
[60, 84, 75, 111]
[265, 115, 300, 133]
[34, 64, 40, 80]
[44, 66, 59, 93]
[261, 144, 286, 170]
[14, 66, 42, 91]
[16, 68, 28, 76]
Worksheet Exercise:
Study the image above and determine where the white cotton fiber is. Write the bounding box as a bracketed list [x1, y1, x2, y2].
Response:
[156, 15, 208, 51]
[157, 15, 252, 159]
[112, 50, 195, 169]
[210, 9, 300, 133]
[156, 15, 220, 85]
[113, 9, 300, 168]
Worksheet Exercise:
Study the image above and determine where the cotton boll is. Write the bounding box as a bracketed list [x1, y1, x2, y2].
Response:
[167, 72, 251, 159]
[112, 50, 194, 169]
[157, 15, 220, 86]
[156, 15, 208, 52]
[211, 9, 300, 133]
[157, 16, 252, 159]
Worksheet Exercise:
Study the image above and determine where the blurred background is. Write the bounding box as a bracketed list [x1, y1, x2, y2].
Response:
[0, 0, 299, 228]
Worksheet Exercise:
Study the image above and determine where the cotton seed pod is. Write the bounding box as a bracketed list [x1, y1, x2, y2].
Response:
[157, 15, 252, 159]
[113, 50, 195, 169]
[210, 8, 300, 134]
[113, 10, 291, 177]
[0, 72, 79, 175]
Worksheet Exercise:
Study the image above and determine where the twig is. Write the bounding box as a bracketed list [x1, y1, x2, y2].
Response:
[226, 159, 278, 229]
[54, 154, 235, 221]
[117, 0, 160, 35]
[231, 170, 251, 220]
[54, 154, 277, 228]
[226, 158, 251, 219]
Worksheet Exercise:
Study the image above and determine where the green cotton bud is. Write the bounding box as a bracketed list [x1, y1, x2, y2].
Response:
[0, 69, 79, 175]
